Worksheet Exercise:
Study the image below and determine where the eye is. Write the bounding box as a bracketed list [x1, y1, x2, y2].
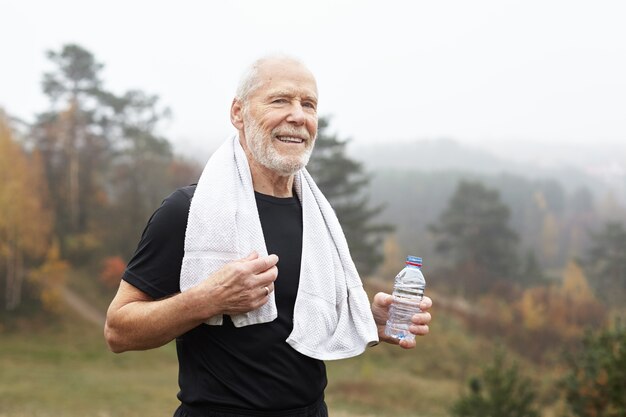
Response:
[271, 98, 288, 104]
[303, 101, 317, 110]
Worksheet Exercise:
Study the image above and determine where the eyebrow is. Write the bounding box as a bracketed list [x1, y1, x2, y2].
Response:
[267, 89, 318, 103]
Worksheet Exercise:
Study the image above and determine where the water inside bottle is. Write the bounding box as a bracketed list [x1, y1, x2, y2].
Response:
[386, 285, 424, 341]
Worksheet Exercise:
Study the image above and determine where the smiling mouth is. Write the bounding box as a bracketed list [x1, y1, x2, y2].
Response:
[276, 135, 305, 144]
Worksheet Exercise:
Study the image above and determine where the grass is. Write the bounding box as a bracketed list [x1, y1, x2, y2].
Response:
[325, 309, 494, 417]
[0, 318, 180, 417]
[0, 277, 560, 417]
[1, 311, 476, 417]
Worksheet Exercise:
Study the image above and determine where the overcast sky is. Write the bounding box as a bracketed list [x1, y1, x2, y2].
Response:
[2, 0, 625, 158]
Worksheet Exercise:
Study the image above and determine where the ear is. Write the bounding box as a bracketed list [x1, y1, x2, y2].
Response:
[230, 98, 244, 130]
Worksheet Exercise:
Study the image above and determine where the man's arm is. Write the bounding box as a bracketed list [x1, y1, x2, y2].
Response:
[371, 293, 432, 349]
[104, 252, 279, 353]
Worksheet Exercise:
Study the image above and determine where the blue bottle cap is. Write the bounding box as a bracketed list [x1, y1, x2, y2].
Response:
[406, 256, 422, 266]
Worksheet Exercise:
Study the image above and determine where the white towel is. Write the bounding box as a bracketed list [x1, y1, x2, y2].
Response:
[180, 135, 379, 360]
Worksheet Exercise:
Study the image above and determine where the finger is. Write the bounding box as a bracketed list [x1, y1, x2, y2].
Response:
[260, 285, 270, 298]
[399, 338, 417, 349]
[411, 312, 432, 325]
[254, 266, 278, 287]
[240, 251, 259, 261]
[247, 254, 279, 273]
[260, 282, 275, 297]
[409, 323, 430, 336]
[419, 296, 432, 311]
[373, 292, 393, 307]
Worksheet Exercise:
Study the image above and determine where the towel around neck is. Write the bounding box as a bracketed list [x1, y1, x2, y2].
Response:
[180, 135, 379, 360]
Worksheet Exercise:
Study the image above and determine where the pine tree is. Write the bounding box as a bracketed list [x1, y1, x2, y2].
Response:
[561, 326, 626, 417]
[97, 89, 177, 257]
[586, 222, 626, 306]
[429, 181, 520, 296]
[307, 118, 392, 276]
[34, 44, 109, 236]
[31, 44, 180, 261]
[451, 349, 540, 417]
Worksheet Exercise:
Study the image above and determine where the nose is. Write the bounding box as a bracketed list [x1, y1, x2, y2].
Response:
[286, 102, 306, 125]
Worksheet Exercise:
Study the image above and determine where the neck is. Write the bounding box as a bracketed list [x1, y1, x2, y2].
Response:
[247, 158, 295, 197]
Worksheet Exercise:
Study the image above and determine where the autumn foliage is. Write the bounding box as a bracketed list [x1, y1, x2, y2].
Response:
[561, 326, 626, 416]
[99, 256, 126, 289]
[28, 241, 69, 314]
[0, 112, 53, 311]
[461, 261, 607, 361]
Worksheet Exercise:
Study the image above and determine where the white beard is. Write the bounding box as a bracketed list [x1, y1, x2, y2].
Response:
[243, 114, 315, 176]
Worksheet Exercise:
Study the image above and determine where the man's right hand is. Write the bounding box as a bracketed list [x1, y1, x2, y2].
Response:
[191, 252, 279, 317]
[105, 251, 279, 353]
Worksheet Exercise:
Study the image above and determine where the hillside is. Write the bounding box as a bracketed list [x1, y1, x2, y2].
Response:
[339, 138, 626, 272]
[0, 273, 565, 417]
[349, 138, 626, 200]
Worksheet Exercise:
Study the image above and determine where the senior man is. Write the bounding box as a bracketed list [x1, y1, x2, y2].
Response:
[105, 55, 432, 417]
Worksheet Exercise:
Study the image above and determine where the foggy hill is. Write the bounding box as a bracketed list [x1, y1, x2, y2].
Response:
[348, 138, 626, 201]
[345, 138, 626, 268]
[349, 138, 511, 173]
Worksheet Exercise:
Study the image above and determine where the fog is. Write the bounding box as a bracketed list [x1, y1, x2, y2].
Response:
[2, 0, 625, 160]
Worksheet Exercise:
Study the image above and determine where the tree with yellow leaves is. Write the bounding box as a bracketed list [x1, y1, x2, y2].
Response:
[28, 240, 69, 314]
[515, 260, 606, 358]
[0, 111, 53, 310]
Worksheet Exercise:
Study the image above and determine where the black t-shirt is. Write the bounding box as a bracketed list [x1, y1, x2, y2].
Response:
[123, 185, 327, 412]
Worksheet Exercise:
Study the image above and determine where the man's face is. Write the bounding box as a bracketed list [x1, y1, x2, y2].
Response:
[240, 60, 318, 176]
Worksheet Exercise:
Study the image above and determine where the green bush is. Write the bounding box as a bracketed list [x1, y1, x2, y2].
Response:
[561, 325, 626, 417]
[450, 349, 540, 417]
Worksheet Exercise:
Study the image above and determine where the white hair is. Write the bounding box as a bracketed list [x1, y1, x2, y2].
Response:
[235, 54, 307, 103]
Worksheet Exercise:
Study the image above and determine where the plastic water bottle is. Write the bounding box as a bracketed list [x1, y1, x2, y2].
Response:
[384, 256, 426, 342]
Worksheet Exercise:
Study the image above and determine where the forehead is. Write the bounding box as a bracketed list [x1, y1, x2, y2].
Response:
[253, 60, 318, 100]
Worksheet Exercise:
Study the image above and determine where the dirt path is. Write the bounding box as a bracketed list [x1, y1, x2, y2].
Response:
[62, 286, 106, 327]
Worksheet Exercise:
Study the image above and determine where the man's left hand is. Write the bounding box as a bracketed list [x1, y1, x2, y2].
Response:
[371, 292, 432, 349]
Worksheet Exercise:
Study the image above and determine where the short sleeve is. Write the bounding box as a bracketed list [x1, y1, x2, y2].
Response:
[123, 185, 195, 299]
